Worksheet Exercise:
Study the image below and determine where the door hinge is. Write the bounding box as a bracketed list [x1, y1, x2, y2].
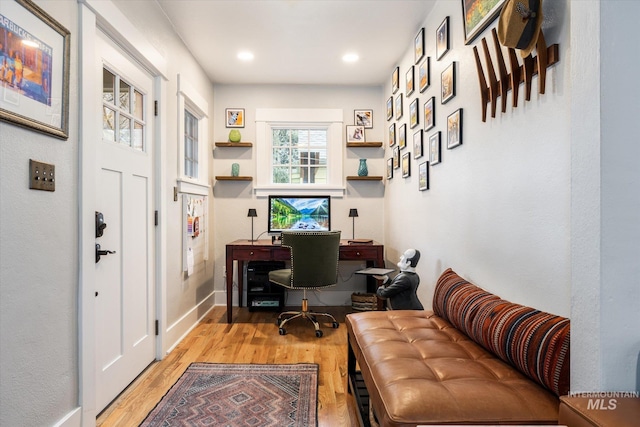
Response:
[154, 101, 158, 116]
[154, 210, 159, 226]
[155, 320, 159, 336]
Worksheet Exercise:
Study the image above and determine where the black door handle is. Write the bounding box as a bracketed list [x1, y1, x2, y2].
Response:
[95, 243, 116, 263]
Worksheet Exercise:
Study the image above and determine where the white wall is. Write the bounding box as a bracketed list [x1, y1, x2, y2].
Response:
[212, 84, 386, 306]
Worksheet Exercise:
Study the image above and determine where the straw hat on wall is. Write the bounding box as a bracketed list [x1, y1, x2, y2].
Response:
[498, 0, 543, 57]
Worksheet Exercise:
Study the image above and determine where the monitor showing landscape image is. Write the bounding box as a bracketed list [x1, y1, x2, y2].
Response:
[268, 195, 331, 234]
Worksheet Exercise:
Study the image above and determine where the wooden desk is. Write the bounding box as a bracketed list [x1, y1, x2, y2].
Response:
[225, 239, 384, 323]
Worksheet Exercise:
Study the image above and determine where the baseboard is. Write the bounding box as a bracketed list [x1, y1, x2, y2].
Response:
[165, 292, 215, 354]
[53, 407, 81, 427]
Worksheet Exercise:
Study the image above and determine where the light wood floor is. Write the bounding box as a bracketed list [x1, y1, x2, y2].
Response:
[97, 306, 360, 427]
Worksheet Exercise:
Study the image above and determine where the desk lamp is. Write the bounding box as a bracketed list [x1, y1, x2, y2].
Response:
[247, 209, 257, 243]
[349, 209, 359, 240]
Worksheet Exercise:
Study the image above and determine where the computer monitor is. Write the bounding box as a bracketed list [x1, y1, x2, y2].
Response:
[268, 195, 331, 234]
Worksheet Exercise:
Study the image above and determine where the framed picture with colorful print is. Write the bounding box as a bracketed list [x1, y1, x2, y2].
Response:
[354, 109, 373, 128]
[441, 62, 456, 104]
[462, 0, 506, 45]
[392, 66, 400, 94]
[424, 96, 435, 131]
[405, 66, 415, 96]
[393, 145, 400, 169]
[413, 129, 423, 159]
[402, 151, 411, 178]
[388, 122, 396, 147]
[447, 109, 463, 149]
[387, 158, 394, 180]
[398, 123, 406, 150]
[414, 27, 425, 64]
[386, 96, 393, 121]
[418, 57, 430, 93]
[409, 98, 419, 128]
[429, 131, 441, 165]
[395, 93, 403, 120]
[436, 16, 450, 60]
[418, 161, 429, 191]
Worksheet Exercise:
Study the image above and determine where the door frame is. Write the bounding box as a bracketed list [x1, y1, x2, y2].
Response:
[78, 0, 168, 423]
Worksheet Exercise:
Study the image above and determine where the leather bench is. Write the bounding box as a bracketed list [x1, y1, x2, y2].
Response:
[347, 268, 571, 426]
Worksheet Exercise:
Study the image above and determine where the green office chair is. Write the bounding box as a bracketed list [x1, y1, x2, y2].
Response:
[269, 230, 341, 337]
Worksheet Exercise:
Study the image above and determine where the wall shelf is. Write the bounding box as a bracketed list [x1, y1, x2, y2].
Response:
[346, 176, 383, 181]
[346, 142, 383, 148]
[215, 142, 253, 147]
[215, 176, 253, 181]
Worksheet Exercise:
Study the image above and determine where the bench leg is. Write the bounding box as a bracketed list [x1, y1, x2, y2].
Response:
[348, 336, 371, 427]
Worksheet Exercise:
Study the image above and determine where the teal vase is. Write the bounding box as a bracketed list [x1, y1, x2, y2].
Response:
[357, 159, 368, 177]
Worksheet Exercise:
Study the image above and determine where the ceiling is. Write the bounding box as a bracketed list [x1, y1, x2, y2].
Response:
[155, 0, 435, 86]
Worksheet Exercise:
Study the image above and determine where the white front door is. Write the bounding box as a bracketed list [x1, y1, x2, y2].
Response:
[94, 29, 156, 412]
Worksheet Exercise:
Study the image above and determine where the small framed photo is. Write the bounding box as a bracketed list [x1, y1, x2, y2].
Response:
[441, 62, 456, 104]
[346, 125, 365, 143]
[418, 161, 429, 191]
[436, 17, 450, 60]
[226, 108, 245, 127]
[387, 158, 394, 180]
[386, 96, 394, 121]
[418, 58, 430, 92]
[392, 66, 400, 94]
[447, 109, 463, 149]
[409, 98, 419, 128]
[413, 130, 423, 159]
[398, 123, 407, 150]
[388, 123, 396, 147]
[402, 152, 411, 178]
[393, 146, 400, 169]
[414, 27, 425, 64]
[462, 0, 506, 45]
[424, 97, 435, 131]
[405, 66, 415, 96]
[354, 109, 373, 128]
[395, 94, 403, 120]
[429, 131, 441, 165]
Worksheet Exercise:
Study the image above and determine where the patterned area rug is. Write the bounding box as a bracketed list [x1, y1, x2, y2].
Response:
[140, 363, 318, 427]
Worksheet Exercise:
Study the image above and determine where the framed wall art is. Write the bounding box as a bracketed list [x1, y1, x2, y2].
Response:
[386, 96, 393, 121]
[387, 158, 394, 180]
[388, 122, 396, 146]
[398, 123, 406, 150]
[447, 109, 463, 149]
[346, 125, 365, 143]
[418, 161, 429, 191]
[226, 108, 245, 127]
[402, 151, 411, 178]
[414, 27, 425, 64]
[392, 66, 400, 94]
[429, 131, 441, 165]
[462, 0, 506, 45]
[418, 57, 430, 92]
[393, 145, 400, 169]
[436, 16, 450, 60]
[441, 62, 456, 104]
[413, 129, 423, 159]
[0, 0, 71, 139]
[405, 66, 414, 96]
[423, 96, 435, 131]
[409, 98, 419, 128]
[395, 93, 403, 120]
[354, 109, 373, 128]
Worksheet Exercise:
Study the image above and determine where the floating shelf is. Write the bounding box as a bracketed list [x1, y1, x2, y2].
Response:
[346, 176, 383, 181]
[346, 142, 383, 148]
[215, 176, 253, 181]
[214, 142, 253, 147]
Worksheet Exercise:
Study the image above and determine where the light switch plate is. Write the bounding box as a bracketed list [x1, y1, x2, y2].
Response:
[29, 159, 55, 192]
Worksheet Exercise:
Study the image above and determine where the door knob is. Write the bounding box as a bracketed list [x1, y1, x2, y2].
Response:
[95, 243, 116, 263]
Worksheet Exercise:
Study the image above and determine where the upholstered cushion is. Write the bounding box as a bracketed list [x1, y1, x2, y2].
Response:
[432, 268, 570, 396]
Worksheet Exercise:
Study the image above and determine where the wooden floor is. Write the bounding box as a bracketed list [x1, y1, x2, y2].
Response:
[97, 306, 361, 427]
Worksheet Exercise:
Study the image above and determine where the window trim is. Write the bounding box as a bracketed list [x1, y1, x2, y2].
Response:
[255, 108, 344, 198]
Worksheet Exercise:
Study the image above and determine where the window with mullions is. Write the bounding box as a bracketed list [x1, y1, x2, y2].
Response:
[271, 128, 327, 184]
[184, 109, 198, 179]
[102, 67, 145, 151]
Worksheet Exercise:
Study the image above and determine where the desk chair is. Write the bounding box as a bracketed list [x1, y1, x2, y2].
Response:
[269, 230, 341, 337]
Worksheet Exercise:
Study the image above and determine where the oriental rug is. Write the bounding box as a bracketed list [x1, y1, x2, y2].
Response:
[140, 363, 318, 427]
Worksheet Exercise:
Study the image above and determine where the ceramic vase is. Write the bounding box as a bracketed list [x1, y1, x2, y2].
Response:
[357, 159, 368, 176]
[229, 129, 241, 143]
[231, 163, 240, 177]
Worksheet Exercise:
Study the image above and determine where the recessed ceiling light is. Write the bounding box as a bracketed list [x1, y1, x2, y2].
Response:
[342, 53, 359, 63]
[237, 51, 254, 61]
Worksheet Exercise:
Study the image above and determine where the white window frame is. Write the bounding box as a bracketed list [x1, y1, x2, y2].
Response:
[255, 108, 344, 197]
[176, 74, 209, 196]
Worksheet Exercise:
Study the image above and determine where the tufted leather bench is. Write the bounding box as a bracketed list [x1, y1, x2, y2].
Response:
[347, 268, 570, 426]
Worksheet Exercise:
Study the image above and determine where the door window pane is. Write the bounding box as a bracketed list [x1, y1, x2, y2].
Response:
[102, 67, 145, 150]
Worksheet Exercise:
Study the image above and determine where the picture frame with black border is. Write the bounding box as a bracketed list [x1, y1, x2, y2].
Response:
[388, 122, 396, 146]
[346, 125, 366, 143]
[418, 161, 429, 191]
[386, 96, 393, 121]
[418, 57, 430, 93]
[413, 129, 423, 159]
[395, 93, 403, 120]
[409, 98, 419, 128]
[441, 62, 456, 104]
[354, 109, 373, 128]
[414, 27, 425, 64]
[392, 66, 400, 94]
[226, 108, 245, 128]
[447, 109, 463, 149]
[429, 131, 441, 165]
[402, 151, 411, 178]
[393, 146, 400, 169]
[406, 66, 415, 96]
[424, 96, 435, 131]
[387, 158, 394, 180]
[436, 16, 450, 60]
[462, 0, 506, 45]
[398, 123, 407, 150]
